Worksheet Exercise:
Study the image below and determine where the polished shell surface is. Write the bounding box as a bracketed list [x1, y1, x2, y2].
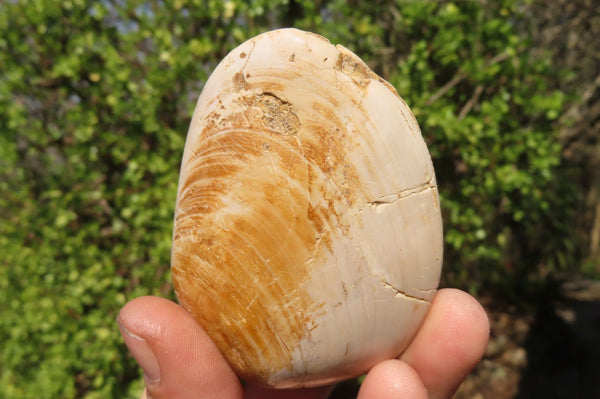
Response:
[171, 28, 443, 388]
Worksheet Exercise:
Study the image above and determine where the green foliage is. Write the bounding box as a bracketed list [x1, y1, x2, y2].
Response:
[0, 0, 580, 397]
[390, 2, 578, 290]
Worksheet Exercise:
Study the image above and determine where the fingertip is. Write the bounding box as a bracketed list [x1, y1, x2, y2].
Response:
[358, 359, 428, 399]
[118, 296, 243, 399]
[433, 288, 490, 363]
[118, 296, 171, 340]
[117, 312, 161, 384]
[401, 288, 490, 399]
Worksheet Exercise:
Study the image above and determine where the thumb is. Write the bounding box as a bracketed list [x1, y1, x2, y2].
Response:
[117, 296, 243, 399]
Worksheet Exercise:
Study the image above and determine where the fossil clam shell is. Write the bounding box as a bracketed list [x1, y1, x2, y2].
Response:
[171, 28, 443, 388]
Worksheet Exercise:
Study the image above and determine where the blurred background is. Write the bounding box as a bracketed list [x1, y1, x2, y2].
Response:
[0, 0, 598, 398]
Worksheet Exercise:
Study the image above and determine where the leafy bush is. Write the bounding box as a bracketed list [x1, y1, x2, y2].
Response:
[0, 0, 579, 397]
[383, 1, 579, 290]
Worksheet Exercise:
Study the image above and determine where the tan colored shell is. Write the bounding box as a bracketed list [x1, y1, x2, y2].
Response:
[171, 28, 443, 388]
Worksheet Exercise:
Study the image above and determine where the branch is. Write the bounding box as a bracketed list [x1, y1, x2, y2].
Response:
[560, 72, 600, 121]
[425, 71, 467, 106]
[559, 72, 600, 145]
[458, 84, 484, 119]
[425, 52, 511, 106]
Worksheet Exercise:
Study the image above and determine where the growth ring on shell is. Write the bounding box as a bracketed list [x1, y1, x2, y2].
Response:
[171, 28, 443, 388]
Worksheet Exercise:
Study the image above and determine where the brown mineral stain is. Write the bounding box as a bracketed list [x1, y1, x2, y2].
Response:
[233, 72, 248, 91]
[335, 52, 374, 88]
[256, 93, 300, 136]
[172, 67, 375, 385]
[335, 46, 403, 101]
[173, 117, 328, 384]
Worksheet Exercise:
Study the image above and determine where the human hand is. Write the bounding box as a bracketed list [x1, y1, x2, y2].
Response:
[117, 288, 489, 399]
